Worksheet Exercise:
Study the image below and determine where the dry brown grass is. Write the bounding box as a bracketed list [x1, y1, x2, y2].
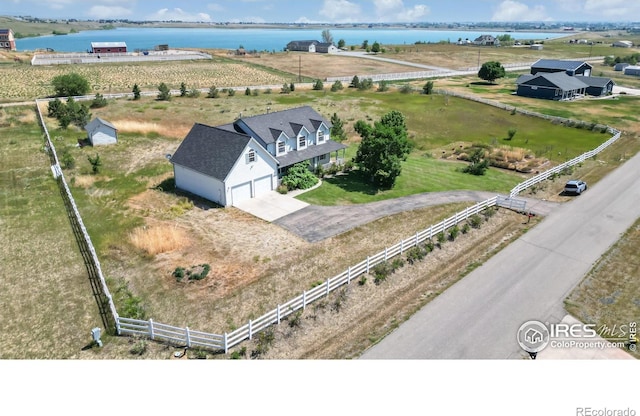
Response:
[112, 119, 190, 140]
[129, 225, 191, 256]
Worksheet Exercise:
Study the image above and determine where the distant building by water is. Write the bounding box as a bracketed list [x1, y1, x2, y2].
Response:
[0, 29, 17, 51]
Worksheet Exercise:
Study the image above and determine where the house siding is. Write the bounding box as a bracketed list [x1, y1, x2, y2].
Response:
[174, 164, 227, 206]
[517, 85, 559, 100]
[224, 142, 278, 204]
[88, 124, 117, 145]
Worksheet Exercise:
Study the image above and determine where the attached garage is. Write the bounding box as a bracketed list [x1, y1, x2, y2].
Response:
[253, 175, 273, 197]
[231, 182, 252, 205]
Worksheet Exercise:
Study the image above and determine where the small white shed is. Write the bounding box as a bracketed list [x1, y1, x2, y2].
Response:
[85, 117, 118, 146]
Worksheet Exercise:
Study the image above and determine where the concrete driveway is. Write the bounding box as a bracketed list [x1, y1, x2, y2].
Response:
[233, 191, 309, 222]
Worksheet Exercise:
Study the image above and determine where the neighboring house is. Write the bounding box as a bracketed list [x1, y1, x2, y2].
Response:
[0, 29, 16, 51]
[516, 73, 587, 100]
[286, 40, 318, 52]
[516, 72, 614, 100]
[474, 35, 499, 46]
[85, 117, 118, 146]
[579, 76, 615, 96]
[530, 59, 593, 76]
[614, 62, 630, 71]
[316, 42, 339, 54]
[612, 40, 633, 48]
[171, 106, 347, 207]
[530, 44, 544, 51]
[91, 42, 127, 54]
[624, 66, 640, 76]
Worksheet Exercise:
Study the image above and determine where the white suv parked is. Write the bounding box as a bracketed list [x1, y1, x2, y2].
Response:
[564, 180, 587, 195]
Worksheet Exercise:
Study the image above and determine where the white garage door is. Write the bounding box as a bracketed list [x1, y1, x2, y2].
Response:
[254, 175, 273, 197]
[231, 182, 252, 205]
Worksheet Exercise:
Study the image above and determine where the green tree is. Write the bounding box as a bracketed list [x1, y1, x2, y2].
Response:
[179, 82, 187, 97]
[422, 80, 434, 95]
[354, 110, 412, 188]
[337, 39, 346, 49]
[330, 112, 346, 142]
[289, 82, 295, 92]
[361, 40, 369, 49]
[245, 87, 251, 96]
[331, 80, 343, 92]
[207, 85, 219, 98]
[357, 78, 373, 90]
[462, 148, 489, 176]
[61, 147, 75, 170]
[281, 83, 291, 94]
[87, 153, 102, 174]
[90, 93, 108, 108]
[377, 80, 389, 92]
[312, 79, 324, 90]
[371, 41, 381, 54]
[51, 72, 90, 97]
[48, 98, 64, 118]
[350, 75, 360, 89]
[157, 83, 171, 101]
[478, 61, 506, 84]
[132, 84, 141, 100]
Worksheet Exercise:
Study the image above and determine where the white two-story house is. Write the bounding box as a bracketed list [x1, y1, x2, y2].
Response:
[170, 106, 347, 207]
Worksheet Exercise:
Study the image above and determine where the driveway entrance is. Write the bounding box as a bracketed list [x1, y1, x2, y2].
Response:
[233, 190, 309, 222]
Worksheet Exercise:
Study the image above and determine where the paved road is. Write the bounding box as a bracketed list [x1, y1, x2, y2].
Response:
[361, 150, 640, 359]
[275, 190, 559, 242]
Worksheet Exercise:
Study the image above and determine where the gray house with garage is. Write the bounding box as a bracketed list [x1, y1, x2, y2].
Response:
[171, 106, 346, 207]
[530, 59, 593, 76]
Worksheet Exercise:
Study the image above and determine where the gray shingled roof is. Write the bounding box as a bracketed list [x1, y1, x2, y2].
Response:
[277, 140, 347, 168]
[236, 106, 331, 145]
[531, 59, 592, 72]
[170, 123, 251, 180]
[85, 117, 117, 131]
[577, 76, 615, 88]
[518, 72, 589, 90]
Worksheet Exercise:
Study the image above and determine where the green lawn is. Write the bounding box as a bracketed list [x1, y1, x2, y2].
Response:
[297, 153, 523, 205]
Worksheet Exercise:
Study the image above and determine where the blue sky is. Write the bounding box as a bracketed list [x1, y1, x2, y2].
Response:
[3, 0, 639, 23]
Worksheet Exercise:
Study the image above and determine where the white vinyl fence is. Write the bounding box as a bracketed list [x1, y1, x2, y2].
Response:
[37, 82, 622, 354]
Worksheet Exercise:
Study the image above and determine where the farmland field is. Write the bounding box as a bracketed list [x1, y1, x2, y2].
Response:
[2, 32, 640, 359]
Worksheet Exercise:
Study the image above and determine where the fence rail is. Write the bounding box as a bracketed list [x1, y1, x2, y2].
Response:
[36, 77, 621, 354]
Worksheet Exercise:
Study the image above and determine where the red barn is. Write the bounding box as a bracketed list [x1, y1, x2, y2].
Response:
[0, 29, 16, 51]
[91, 42, 127, 54]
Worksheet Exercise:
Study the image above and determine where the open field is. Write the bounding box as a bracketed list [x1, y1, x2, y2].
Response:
[565, 217, 640, 359]
[2, 35, 640, 358]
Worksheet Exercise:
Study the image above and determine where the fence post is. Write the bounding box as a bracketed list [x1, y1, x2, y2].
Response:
[248, 319, 253, 340]
[148, 318, 155, 340]
[185, 327, 191, 348]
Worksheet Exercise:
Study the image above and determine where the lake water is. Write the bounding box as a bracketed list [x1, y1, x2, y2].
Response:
[16, 27, 567, 53]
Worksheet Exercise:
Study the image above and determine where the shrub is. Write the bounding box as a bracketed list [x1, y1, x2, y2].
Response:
[187, 88, 201, 98]
[482, 207, 496, 221]
[357, 78, 373, 90]
[469, 215, 483, 229]
[288, 311, 303, 328]
[281, 83, 291, 94]
[157, 83, 171, 101]
[180, 82, 187, 97]
[312, 79, 324, 90]
[358, 275, 367, 286]
[207, 85, 219, 98]
[90, 93, 108, 108]
[331, 80, 344, 92]
[391, 258, 405, 271]
[399, 84, 413, 94]
[276, 184, 288, 194]
[461, 223, 470, 234]
[449, 225, 460, 241]
[372, 262, 393, 285]
[377, 80, 389, 92]
[406, 245, 427, 264]
[129, 339, 147, 356]
[281, 162, 318, 190]
[507, 128, 517, 140]
[87, 153, 102, 174]
[422, 81, 434, 95]
[227, 89, 236, 97]
[251, 329, 275, 358]
[436, 231, 446, 246]
[61, 148, 75, 169]
[172, 267, 186, 282]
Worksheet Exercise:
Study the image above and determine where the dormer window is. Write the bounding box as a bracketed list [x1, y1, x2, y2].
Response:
[318, 130, 325, 143]
[247, 149, 256, 163]
[278, 141, 285, 155]
[298, 136, 306, 149]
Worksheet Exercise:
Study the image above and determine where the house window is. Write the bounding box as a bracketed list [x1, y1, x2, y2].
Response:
[247, 149, 256, 163]
[319, 154, 328, 162]
[318, 130, 325, 142]
[278, 141, 285, 155]
[298, 136, 306, 148]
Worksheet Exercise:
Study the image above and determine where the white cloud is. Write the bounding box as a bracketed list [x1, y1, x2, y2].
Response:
[87, 5, 132, 19]
[207, 3, 225, 13]
[582, 0, 640, 18]
[372, 0, 429, 22]
[319, 0, 363, 23]
[147, 8, 212, 22]
[491, 1, 549, 21]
